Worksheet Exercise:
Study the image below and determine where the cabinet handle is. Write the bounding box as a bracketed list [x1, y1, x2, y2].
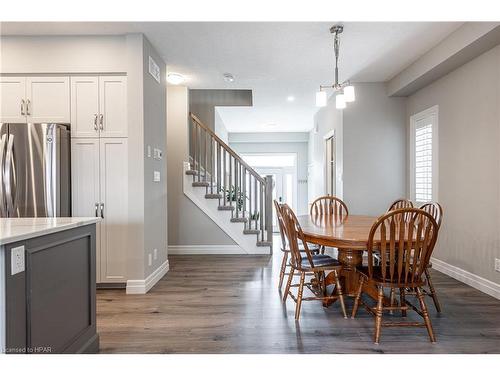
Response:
[93, 114, 98, 131]
[100, 203, 104, 219]
[95, 203, 99, 217]
[26, 99, 31, 116]
[21, 99, 25, 115]
[99, 114, 104, 130]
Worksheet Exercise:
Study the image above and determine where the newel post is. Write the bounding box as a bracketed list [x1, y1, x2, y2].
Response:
[264, 175, 273, 254]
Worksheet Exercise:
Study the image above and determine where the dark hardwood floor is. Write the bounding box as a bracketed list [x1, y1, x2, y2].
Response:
[96, 240, 500, 354]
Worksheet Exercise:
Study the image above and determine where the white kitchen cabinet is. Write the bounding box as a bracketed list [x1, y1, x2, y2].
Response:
[0, 77, 27, 123]
[0, 76, 70, 123]
[70, 75, 127, 138]
[99, 76, 127, 138]
[26, 76, 70, 123]
[99, 138, 128, 283]
[71, 137, 128, 284]
[70, 77, 100, 138]
[71, 138, 102, 282]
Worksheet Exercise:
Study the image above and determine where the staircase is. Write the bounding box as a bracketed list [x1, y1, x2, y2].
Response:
[183, 113, 273, 254]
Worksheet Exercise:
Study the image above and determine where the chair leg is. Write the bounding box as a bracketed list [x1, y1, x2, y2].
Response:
[399, 287, 407, 317]
[416, 287, 436, 343]
[278, 252, 288, 290]
[283, 267, 294, 303]
[295, 272, 306, 320]
[374, 286, 384, 344]
[425, 268, 442, 313]
[351, 275, 365, 318]
[389, 288, 395, 315]
[333, 270, 347, 318]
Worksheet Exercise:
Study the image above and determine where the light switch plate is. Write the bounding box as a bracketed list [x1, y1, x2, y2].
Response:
[147, 145, 152, 158]
[11, 246, 25, 275]
[153, 248, 158, 260]
[148, 253, 152, 267]
[495, 258, 500, 273]
[153, 171, 161, 182]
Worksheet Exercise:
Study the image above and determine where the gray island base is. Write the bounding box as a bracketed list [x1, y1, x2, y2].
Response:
[0, 218, 100, 354]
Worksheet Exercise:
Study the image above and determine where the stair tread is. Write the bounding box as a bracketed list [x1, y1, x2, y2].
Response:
[205, 193, 223, 199]
[257, 241, 272, 247]
[230, 217, 248, 223]
[192, 182, 210, 187]
[243, 229, 260, 235]
[218, 205, 235, 211]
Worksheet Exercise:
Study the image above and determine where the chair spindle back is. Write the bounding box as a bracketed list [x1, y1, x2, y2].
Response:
[310, 196, 348, 222]
[367, 208, 439, 286]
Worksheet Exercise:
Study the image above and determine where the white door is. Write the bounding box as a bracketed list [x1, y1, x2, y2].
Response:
[0, 77, 26, 123]
[99, 76, 127, 138]
[71, 138, 101, 281]
[26, 77, 70, 123]
[70, 76, 100, 138]
[99, 138, 128, 283]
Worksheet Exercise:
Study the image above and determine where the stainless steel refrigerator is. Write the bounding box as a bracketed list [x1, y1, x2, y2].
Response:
[0, 123, 71, 218]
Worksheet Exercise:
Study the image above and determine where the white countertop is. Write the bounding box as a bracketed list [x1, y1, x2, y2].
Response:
[0, 217, 101, 246]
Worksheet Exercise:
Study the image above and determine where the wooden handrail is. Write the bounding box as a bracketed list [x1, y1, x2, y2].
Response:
[189, 112, 265, 184]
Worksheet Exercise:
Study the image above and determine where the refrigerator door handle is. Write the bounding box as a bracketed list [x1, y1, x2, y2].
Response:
[4, 134, 15, 216]
[0, 134, 7, 217]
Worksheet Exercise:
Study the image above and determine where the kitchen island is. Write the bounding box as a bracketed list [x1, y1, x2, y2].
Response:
[0, 217, 100, 354]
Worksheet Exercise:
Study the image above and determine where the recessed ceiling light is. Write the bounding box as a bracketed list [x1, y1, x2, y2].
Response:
[287, 96, 295, 102]
[167, 73, 185, 85]
[223, 73, 235, 82]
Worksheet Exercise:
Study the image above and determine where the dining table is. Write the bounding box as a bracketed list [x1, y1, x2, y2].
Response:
[297, 213, 384, 303]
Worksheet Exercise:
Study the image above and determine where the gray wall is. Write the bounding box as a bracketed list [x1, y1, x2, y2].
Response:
[406, 44, 500, 285]
[343, 83, 406, 215]
[142, 37, 168, 276]
[310, 83, 406, 216]
[229, 133, 309, 215]
[166, 86, 235, 246]
[189, 89, 252, 130]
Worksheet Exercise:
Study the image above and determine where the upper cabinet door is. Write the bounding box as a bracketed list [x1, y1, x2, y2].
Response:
[70, 77, 100, 138]
[0, 77, 27, 123]
[26, 77, 70, 123]
[99, 76, 127, 138]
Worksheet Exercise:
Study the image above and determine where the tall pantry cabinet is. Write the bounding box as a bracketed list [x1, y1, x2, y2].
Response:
[70, 76, 129, 284]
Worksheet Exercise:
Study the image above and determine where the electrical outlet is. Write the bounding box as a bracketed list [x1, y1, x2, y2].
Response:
[11, 246, 25, 275]
[148, 253, 152, 267]
[495, 258, 500, 273]
[147, 145, 152, 158]
[153, 248, 158, 260]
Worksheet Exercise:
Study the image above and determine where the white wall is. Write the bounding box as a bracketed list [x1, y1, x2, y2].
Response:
[310, 83, 406, 216]
[406, 44, 500, 286]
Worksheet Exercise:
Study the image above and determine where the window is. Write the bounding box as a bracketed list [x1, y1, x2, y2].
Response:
[410, 106, 438, 204]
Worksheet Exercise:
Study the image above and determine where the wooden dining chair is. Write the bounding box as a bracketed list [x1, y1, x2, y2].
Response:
[281, 204, 347, 320]
[274, 200, 321, 290]
[351, 208, 439, 344]
[310, 196, 349, 221]
[387, 198, 414, 211]
[417, 202, 444, 313]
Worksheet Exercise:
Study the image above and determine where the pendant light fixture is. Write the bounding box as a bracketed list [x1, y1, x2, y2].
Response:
[316, 25, 355, 109]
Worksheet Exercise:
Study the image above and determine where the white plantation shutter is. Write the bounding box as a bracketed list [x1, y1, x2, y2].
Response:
[415, 121, 433, 202]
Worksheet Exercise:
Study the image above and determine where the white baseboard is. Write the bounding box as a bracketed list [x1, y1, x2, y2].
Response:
[431, 257, 500, 300]
[168, 245, 246, 255]
[126, 259, 170, 294]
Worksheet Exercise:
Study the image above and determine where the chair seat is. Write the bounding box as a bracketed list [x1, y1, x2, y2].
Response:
[356, 266, 425, 287]
[300, 254, 341, 270]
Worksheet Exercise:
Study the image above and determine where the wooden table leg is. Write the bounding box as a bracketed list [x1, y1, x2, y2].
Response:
[325, 249, 390, 305]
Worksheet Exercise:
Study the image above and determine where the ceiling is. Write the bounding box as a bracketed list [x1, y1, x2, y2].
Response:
[1, 22, 463, 132]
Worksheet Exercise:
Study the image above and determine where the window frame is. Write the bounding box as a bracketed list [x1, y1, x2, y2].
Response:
[410, 105, 439, 205]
